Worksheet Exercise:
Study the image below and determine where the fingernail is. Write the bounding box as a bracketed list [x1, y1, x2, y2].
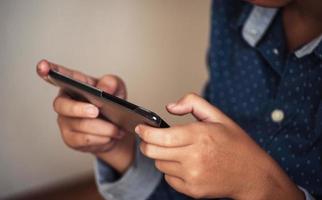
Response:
[135, 125, 141, 135]
[85, 106, 98, 116]
[37, 65, 46, 75]
[167, 103, 177, 109]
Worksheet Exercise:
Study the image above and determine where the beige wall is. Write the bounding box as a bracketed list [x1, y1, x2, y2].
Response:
[0, 0, 210, 198]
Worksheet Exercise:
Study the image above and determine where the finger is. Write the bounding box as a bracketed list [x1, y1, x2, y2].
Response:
[65, 117, 123, 139]
[155, 160, 183, 178]
[139, 141, 183, 161]
[78, 140, 117, 153]
[54, 92, 99, 118]
[58, 116, 116, 150]
[61, 129, 112, 150]
[36, 59, 97, 86]
[166, 93, 228, 123]
[135, 124, 193, 147]
[37, 59, 73, 84]
[164, 174, 187, 195]
[36, 59, 54, 83]
[96, 75, 127, 99]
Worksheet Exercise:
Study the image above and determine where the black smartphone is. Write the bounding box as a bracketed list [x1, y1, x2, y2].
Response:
[48, 69, 169, 133]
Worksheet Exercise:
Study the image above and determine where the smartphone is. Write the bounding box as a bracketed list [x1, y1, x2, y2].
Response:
[48, 69, 169, 133]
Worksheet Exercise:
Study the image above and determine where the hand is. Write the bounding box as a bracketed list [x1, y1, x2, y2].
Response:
[37, 59, 135, 173]
[135, 93, 305, 199]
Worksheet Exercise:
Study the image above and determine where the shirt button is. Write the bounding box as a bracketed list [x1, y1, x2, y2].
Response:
[273, 48, 279, 55]
[271, 109, 284, 123]
[250, 29, 258, 35]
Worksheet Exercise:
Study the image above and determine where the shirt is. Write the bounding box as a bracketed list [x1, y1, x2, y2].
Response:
[95, 1, 322, 199]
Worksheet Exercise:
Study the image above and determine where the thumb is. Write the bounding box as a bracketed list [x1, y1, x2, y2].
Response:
[96, 75, 127, 99]
[166, 93, 228, 123]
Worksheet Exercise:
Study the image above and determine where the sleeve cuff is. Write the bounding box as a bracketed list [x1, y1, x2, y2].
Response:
[94, 137, 162, 200]
[298, 186, 315, 200]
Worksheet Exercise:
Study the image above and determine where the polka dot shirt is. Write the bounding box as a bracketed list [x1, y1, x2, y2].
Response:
[96, 1, 322, 200]
[203, 0, 322, 198]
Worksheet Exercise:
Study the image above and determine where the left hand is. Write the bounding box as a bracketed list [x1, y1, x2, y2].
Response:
[135, 93, 304, 199]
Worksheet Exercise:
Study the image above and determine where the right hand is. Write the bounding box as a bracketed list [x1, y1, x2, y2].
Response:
[37, 59, 135, 173]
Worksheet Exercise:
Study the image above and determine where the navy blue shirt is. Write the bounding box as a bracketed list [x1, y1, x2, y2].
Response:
[147, 1, 322, 199]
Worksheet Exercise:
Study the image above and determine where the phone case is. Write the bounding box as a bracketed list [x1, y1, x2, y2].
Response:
[48, 70, 169, 134]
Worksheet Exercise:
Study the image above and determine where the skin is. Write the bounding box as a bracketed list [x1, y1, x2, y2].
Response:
[247, 0, 322, 51]
[282, 0, 322, 51]
[135, 93, 304, 199]
[36, 0, 322, 198]
[37, 60, 135, 174]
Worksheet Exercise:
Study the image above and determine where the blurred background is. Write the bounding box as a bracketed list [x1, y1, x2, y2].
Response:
[0, 0, 210, 199]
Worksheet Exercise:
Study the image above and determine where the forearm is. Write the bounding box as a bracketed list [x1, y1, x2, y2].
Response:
[96, 133, 135, 174]
[241, 156, 305, 200]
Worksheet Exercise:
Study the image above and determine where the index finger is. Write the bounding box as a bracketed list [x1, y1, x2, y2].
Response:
[135, 124, 193, 147]
[36, 59, 97, 86]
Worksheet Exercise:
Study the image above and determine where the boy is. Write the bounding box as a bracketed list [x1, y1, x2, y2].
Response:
[37, 0, 322, 199]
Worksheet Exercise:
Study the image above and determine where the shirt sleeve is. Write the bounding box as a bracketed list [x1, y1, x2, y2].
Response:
[94, 137, 162, 200]
[298, 186, 316, 200]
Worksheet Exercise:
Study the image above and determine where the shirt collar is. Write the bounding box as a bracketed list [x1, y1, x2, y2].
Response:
[239, 5, 322, 59]
[315, 40, 322, 59]
[295, 35, 322, 59]
[241, 6, 278, 47]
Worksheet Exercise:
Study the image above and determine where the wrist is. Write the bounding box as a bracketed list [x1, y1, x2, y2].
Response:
[96, 133, 136, 174]
[238, 156, 305, 200]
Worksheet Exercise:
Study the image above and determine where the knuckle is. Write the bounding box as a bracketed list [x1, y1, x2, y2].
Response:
[105, 74, 121, 85]
[164, 174, 172, 185]
[101, 74, 115, 81]
[196, 136, 215, 162]
[78, 119, 89, 131]
[189, 151, 208, 172]
[209, 122, 230, 143]
[64, 139, 77, 149]
[197, 131, 212, 146]
[187, 168, 201, 182]
[56, 115, 63, 125]
[184, 92, 198, 102]
[195, 123, 215, 144]
[211, 122, 225, 131]
[100, 75, 117, 88]
[61, 137, 72, 148]
[141, 143, 153, 157]
[189, 122, 203, 132]
[140, 129, 149, 140]
[191, 152, 202, 163]
[163, 133, 173, 146]
[164, 175, 177, 189]
[57, 118, 70, 136]
[144, 144, 153, 157]
[71, 104, 82, 116]
[53, 96, 61, 113]
[61, 131, 78, 149]
[140, 142, 147, 155]
[99, 75, 126, 98]
[154, 160, 162, 171]
[187, 186, 203, 199]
